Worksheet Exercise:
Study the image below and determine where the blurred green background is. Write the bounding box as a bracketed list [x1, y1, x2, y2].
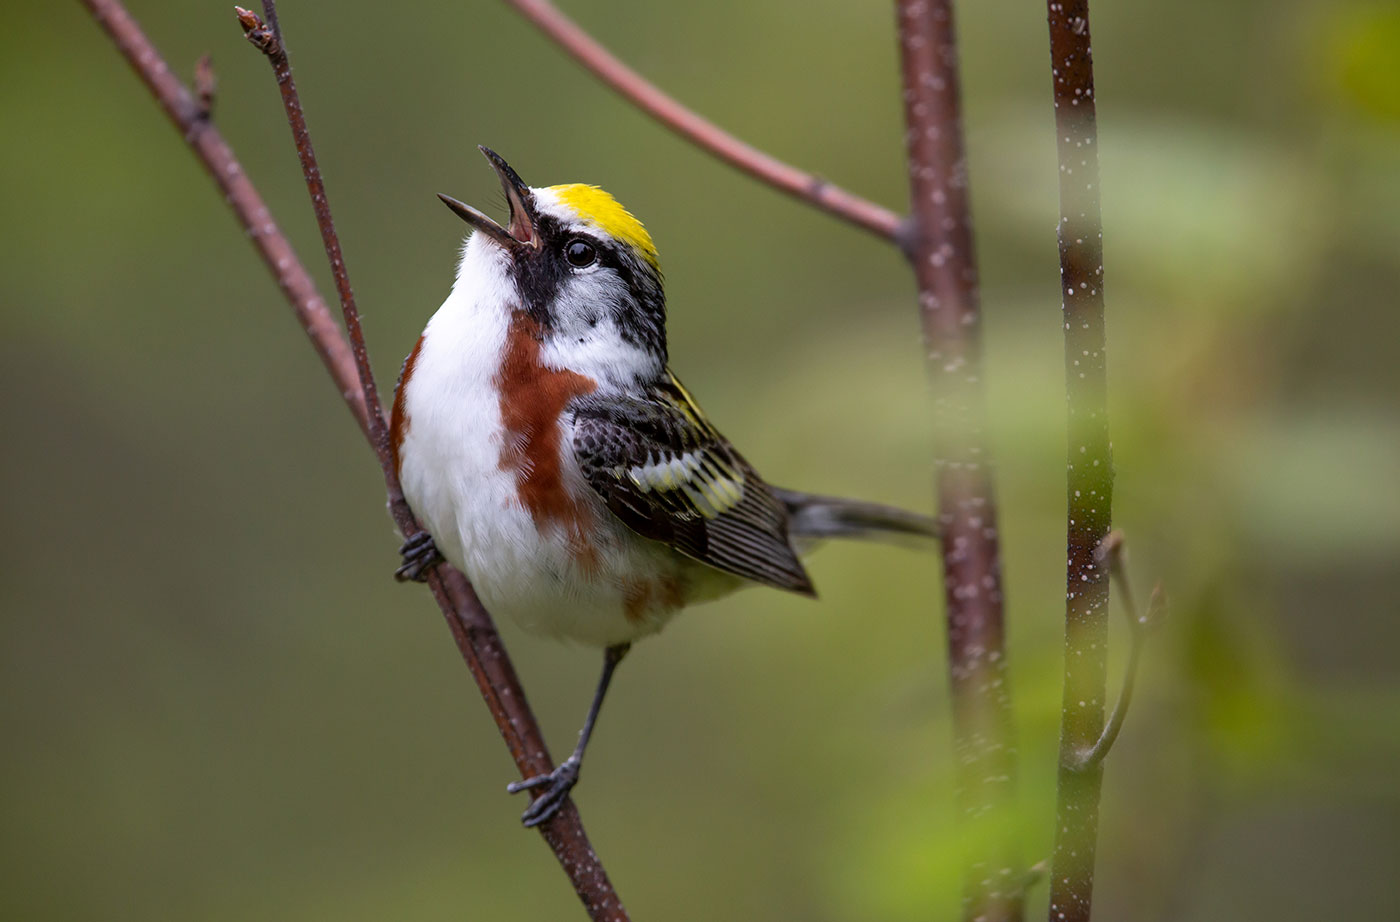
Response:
[4, 0, 1398, 919]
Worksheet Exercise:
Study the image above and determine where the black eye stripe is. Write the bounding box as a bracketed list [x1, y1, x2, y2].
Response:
[508, 213, 669, 364]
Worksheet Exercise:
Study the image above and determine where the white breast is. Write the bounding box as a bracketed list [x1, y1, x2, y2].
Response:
[395, 235, 712, 646]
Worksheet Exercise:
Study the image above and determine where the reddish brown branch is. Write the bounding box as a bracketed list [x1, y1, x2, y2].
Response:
[80, 0, 367, 437]
[895, 2, 1021, 921]
[234, 3, 401, 510]
[82, 1, 626, 917]
[502, 0, 904, 242]
[1044, 1, 1114, 920]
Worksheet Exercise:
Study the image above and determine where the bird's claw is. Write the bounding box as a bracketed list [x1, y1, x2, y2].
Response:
[507, 757, 580, 827]
[394, 530, 443, 583]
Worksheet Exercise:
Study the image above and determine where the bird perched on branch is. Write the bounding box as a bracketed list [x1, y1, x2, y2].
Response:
[390, 147, 935, 826]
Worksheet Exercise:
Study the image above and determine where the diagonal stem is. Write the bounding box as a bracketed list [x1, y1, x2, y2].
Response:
[233, 5, 628, 916]
[81, 1, 627, 917]
[502, 0, 904, 242]
[79, 0, 367, 436]
[235, 4, 400, 513]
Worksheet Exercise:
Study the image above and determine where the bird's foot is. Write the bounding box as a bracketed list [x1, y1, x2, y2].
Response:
[394, 530, 443, 583]
[506, 757, 580, 828]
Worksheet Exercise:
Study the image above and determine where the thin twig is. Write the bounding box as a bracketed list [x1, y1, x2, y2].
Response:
[1044, 1, 1114, 920]
[82, 1, 626, 917]
[232, 6, 628, 918]
[1067, 532, 1164, 772]
[235, 4, 399, 505]
[501, 0, 904, 242]
[895, 2, 1021, 921]
[80, 0, 367, 437]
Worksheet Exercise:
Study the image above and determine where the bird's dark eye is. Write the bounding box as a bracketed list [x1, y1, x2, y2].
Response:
[565, 238, 597, 268]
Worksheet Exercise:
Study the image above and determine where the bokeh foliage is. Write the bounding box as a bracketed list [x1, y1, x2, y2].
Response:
[2, 1, 1397, 919]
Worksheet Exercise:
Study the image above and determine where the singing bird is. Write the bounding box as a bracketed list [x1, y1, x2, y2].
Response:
[390, 147, 935, 826]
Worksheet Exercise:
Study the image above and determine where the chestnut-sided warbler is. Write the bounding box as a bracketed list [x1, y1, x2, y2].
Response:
[390, 147, 935, 826]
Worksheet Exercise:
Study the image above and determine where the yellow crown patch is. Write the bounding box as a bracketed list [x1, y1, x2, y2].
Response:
[549, 184, 659, 270]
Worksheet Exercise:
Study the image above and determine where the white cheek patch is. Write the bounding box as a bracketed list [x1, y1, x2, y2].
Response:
[538, 318, 660, 392]
[554, 272, 626, 328]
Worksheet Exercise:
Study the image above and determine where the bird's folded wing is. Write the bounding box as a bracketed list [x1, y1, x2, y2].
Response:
[571, 372, 814, 595]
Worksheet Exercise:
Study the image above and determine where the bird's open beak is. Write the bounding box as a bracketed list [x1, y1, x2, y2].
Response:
[437, 146, 540, 251]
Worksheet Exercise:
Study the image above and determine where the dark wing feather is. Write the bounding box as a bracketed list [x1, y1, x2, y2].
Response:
[572, 371, 814, 595]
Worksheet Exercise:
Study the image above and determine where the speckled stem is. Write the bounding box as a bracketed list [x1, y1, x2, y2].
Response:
[83, 1, 627, 917]
[1044, 2, 1114, 921]
[896, 2, 1022, 920]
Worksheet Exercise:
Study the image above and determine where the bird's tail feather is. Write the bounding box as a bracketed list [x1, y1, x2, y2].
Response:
[771, 487, 938, 548]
